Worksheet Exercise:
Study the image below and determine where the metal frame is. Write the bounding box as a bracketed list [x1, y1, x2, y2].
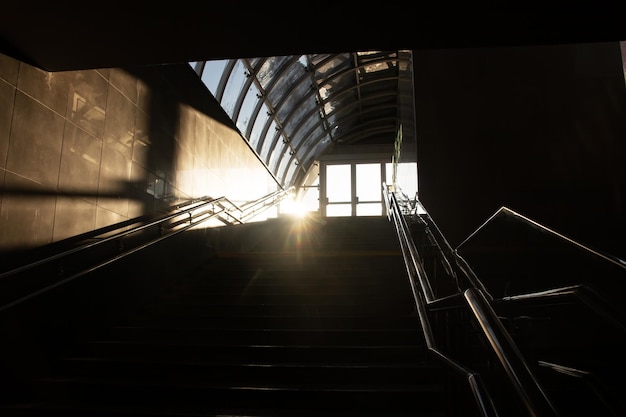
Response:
[195, 50, 415, 192]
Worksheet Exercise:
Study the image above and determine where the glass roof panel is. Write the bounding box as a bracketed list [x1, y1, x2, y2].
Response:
[290, 128, 329, 164]
[283, 160, 300, 188]
[190, 50, 415, 192]
[255, 55, 294, 90]
[266, 58, 306, 110]
[277, 150, 295, 182]
[274, 72, 314, 123]
[324, 91, 358, 128]
[318, 69, 357, 99]
[285, 105, 324, 153]
[221, 59, 248, 117]
[236, 81, 261, 135]
[260, 119, 279, 163]
[313, 53, 352, 78]
[300, 138, 333, 170]
[356, 50, 382, 56]
[363, 61, 394, 73]
[248, 57, 263, 67]
[269, 138, 290, 173]
[200, 59, 228, 96]
[249, 101, 271, 152]
[282, 98, 316, 146]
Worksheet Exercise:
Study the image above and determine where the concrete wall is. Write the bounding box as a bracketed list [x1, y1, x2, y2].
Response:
[0, 53, 279, 251]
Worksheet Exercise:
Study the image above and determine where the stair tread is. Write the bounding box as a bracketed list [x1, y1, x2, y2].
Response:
[109, 326, 420, 332]
[61, 356, 435, 368]
[89, 340, 424, 348]
[5, 401, 446, 417]
[36, 375, 444, 391]
[5, 218, 452, 416]
[90, 339, 424, 347]
[85, 340, 427, 362]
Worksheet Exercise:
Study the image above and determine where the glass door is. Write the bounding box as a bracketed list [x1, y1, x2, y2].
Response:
[321, 161, 388, 217]
[356, 163, 383, 216]
[325, 164, 353, 217]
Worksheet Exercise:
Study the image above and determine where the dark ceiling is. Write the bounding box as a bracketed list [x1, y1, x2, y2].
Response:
[1, 3, 625, 72]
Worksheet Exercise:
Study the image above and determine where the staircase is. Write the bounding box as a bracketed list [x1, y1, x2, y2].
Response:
[1, 216, 451, 416]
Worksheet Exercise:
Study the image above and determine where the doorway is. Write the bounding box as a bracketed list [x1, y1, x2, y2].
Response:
[320, 162, 386, 217]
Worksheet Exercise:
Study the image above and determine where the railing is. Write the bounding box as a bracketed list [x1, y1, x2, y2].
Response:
[496, 283, 626, 333]
[453, 205, 626, 416]
[0, 187, 294, 312]
[455, 206, 626, 308]
[457, 206, 626, 272]
[383, 184, 560, 417]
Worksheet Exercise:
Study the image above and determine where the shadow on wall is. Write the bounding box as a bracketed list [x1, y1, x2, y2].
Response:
[0, 54, 184, 252]
[0, 54, 279, 254]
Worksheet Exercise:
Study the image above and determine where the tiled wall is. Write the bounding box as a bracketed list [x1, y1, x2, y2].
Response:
[0, 53, 279, 251]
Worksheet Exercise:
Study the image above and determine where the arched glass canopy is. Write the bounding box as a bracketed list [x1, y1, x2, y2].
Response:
[191, 50, 416, 191]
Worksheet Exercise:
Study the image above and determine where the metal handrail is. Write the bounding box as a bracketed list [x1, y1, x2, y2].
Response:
[0, 195, 236, 281]
[457, 206, 626, 271]
[497, 283, 626, 333]
[413, 287, 500, 417]
[0, 188, 294, 311]
[444, 204, 626, 415]
[388, 196, 435, 303]
[537, 361, 626, 417]
[384, 185, 497, 417]
[464, 288, 559, 417]
[238, 186, 295, 222]
[383, 184, 560, 417]
[411, 201, 493, 300]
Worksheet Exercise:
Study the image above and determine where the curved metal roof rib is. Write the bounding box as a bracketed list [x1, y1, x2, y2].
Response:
[193, 50, 416, 189]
